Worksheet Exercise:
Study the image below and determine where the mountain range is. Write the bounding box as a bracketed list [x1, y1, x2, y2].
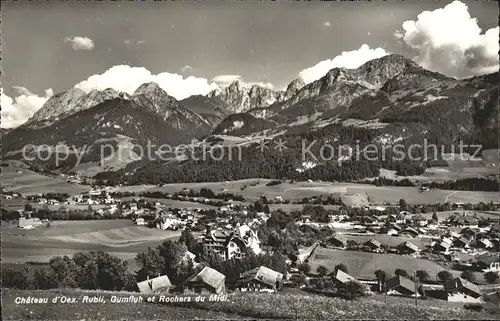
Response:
[2, 54, 498, 180]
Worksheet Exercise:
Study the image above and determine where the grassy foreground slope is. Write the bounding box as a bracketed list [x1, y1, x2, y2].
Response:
[3, 289, 499, 320]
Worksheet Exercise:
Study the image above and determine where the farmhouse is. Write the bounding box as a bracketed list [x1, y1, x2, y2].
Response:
[18, 217, 42, 229]
[444, 277, 482, 303]
[332, 269, 357, 287]
[386, 275, 418, 297]
[137, 275, 172, 294]
[453, 236, 470, 248]
[460, 227, 477, 239]
[432, 240, 451, 254]
[475, 253, 500, 272]
[411, 214, 428, 227]
[236, 266, 283, 292]
[387, 214, 405, 224]
[184, 267, 225, 294]
[399, 227, 419, 238]
[396, 241, 419, 255]
[364, 239, 381, 252]
[475, 238, 493, 249]
[328, 235, 347, 249]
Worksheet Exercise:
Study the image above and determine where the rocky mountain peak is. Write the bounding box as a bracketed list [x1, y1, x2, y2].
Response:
[133, 82, 163, 96]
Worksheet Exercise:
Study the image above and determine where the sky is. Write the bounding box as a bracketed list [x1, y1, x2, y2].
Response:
[1, 0, 499, 128]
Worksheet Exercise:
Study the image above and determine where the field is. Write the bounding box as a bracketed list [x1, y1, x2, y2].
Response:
[111, 178, 499, 206]
[1, 163, 89, 196]
[338, 233, 433, 249]
[119, 196, 217, 209]
[1, 196, 109, 212]
[2, 289, 496, 320]
[308, 246, 448, 280]
[1, 220, 180, 265]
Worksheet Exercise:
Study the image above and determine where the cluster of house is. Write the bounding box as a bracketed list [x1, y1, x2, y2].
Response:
[17, 216, 45, 229]
[137, 264, 285, 296]
[325, 235, 421, 256]
[133, 208, 201, 230]
[64, 174, 83, 184]
[135, 225, 282, 296]
[197, 224, 262, 260]
[326, 268, 486, 304]
[3, 192, 21, 200]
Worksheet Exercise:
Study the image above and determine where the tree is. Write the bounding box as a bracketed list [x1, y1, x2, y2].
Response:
[334, 264, 348, 274]
[340, 281, 366, 300]
[33, 267, 59, 290]
[1, 267, 29, 289]
[395, 268, 409, 278]
[157, 240, 189, 283]
[399, 199, 408, 211]
[298, 262, 311, 274]
[270, 251, 288, 275]
[375, 269, 387, 292]
[123, 273, 139, 292]
[484, 271, 499, 284]
[49, 255, 78, 288]
[178, 229, 197, 253]
[135, 247, 163, 282]
[416, 270, 429, 282]
[317, 265, 329, 277]
[290, 273, 307, 287]
[460, 270, 476, 282]
[432, 212, 438, 222]
[437, 270, 453, 283]
[24, 203, 33, 212]
[375, 269, 387, 282]
[94, 251, 129, 291]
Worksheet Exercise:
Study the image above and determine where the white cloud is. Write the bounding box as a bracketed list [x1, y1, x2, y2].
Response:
[298, 44, 389, 83]
[74, 65, 219, 100]
[1, 87, 53, 128]
[181, 65, 193, 73]
[324, 21, 331, 27]
[397, 0, 499, 78]
[212, 74, 242, 85]
[64, 36, 95, 51]
[211, 74, 274, 89]
[125, 39, 146, 47]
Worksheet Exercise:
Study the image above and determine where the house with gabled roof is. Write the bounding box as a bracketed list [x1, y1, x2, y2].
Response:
[137, 275, 172, 294]
[432, 240, 451, 254]
[475, 253, 500, 272]
[363, 239, 381, 252]
[444, 277, 482, 303]
[328, 235, 347, 249]
[475, 238, 493, 249]
[453, 236, 470, 248]
[236, 266, 283, 292]
[331, 269, 357, 287]
[399, 227, 419, 238]
[184, 267, 225, 294]
[397, 241, 419, 255]
[411, 214, 428, 227]
[386, 275, 419, 297]
[388, 213, 405, 224]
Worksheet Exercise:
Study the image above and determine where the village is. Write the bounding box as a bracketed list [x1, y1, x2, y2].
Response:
[3, 181, 500, 310]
